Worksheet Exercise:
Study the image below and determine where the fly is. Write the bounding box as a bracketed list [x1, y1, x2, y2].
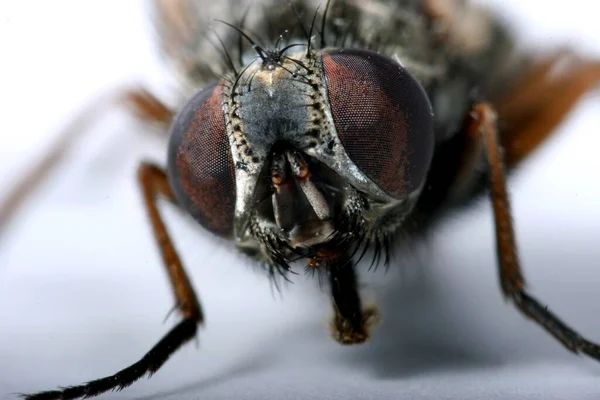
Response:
[2, 1, 600, 399]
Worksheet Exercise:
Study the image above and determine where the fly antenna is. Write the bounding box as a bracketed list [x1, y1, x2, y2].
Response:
[236, 6, 252, 67]
[287, 1, 310, 46]
[210, 28, 238, 77]
[277, 42, 306, 58]
[275, 30, 289, 52]
[320, 0, 332, 49]
[307, 3, 322, 56]
[213, 19, 267, 62]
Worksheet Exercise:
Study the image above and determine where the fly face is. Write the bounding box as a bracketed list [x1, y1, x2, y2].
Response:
[167, 45, 434, 274]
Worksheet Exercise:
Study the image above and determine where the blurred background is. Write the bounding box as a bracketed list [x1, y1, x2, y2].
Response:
[0, 1, 599, 399]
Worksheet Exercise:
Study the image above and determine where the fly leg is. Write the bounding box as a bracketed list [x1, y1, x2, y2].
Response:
[467, 102, 600, 360]
[0, 87, 174, 241]
[312, 252, 379, 345]
[329, 262, 380, 345]
[21, 162, 203, 400]
[123, 88, 175, 126]
[496, 52, 600, 167]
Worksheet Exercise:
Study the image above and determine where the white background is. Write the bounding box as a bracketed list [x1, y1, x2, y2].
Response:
[1, 1, 600, 399]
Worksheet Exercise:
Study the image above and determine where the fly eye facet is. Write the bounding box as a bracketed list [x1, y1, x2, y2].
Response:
[322, 48, 435, 199]
[167, 81, 236, 237]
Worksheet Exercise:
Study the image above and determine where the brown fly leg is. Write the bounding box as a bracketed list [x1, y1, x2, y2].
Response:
[496, 52, 600, 167]
[467, 102, 600, 361]
[21, 162, 202, 400]
[0, 87, 174, 241]
[123, 88, 175, 128]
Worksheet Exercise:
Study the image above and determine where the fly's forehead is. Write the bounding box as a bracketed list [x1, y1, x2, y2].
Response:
[222, 50, 394, 239]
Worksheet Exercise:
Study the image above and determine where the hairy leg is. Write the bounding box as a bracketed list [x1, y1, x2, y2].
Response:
[0, 87, 174, 241]
[467, 102, 600, 360]
[496, 52, 600, 167]
[21, 162, 202, 400]
[308, 251, 379, 345]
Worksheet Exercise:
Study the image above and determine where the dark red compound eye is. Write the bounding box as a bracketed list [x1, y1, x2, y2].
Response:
[167, 81, 236, 237]
[322, 48, 435, 199]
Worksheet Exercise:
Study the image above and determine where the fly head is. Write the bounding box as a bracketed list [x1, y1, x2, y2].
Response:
[166, 31, 435, 277]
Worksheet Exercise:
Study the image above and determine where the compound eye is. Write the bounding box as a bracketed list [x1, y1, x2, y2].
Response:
[167, 81, 236, 237]
[322, 49, 434, 199]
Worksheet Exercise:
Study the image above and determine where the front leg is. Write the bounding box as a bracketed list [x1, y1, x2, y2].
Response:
[311, 251, 379, 345]
[0, 88, 175, 242]
[22, 162, 202, 400]
[468, 102, 600, 360]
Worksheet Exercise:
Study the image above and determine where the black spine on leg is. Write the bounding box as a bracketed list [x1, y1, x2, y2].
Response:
[21, 319, 198, 400]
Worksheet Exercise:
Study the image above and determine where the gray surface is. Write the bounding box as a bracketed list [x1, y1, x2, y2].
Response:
[2, 1, 600, 399]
